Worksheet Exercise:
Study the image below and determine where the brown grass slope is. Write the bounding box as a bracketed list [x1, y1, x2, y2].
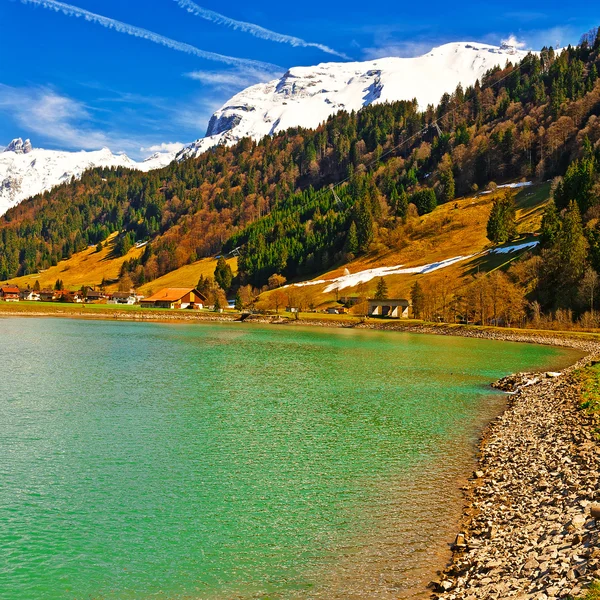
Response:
[260, 182, 550, 307]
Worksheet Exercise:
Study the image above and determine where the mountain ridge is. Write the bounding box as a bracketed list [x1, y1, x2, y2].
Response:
[176, 41, 531, 160]
[0, 139, 174, 216]
[0, 41, 529, 214]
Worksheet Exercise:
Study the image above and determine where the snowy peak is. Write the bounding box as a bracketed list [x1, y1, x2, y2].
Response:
[4, 138, 33, 154]
[0, 141, 175, 217]
[1, 41, 532, 214]
[177, 41, 531, 160]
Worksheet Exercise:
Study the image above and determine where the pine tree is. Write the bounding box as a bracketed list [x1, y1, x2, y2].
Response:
[410, 281, 425, 319]
[234, 291, 243, 311]
[410, 188, 437, 215]
[354, 199, 374, 253]
[374, 277, 388, 300]
[486, 191, 517, 244]
[540, 202, 561, 246]
[214, 256, 233, 291]
[33, 280, 41, 292]
[556, 201, 587, 287]
[439, 167, 455, 203]
[197, 274, 212, 296]
[396, 185, 409, 218]
[344, 221, 359, 255]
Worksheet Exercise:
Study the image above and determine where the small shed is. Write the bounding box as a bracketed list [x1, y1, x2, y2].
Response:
[367, 299, 410, 319]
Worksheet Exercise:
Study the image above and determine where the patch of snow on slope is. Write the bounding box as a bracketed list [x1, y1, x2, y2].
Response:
[288, 241, 540, 292]
[490, 241, 539, 254]
[480, 181, 533, 194]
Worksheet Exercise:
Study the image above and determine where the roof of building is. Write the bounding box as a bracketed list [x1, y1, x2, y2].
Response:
[142, 287, 206, 303]
[368, 298, 410, 305]
[1, 286, 20, 294]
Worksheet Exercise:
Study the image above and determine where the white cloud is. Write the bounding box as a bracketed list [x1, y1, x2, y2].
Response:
[0, 83, 110, 150]
[0, 83, 186, 159]
[140, 142, 185, 153]
[173, 0, 350, 59]
[481, 25, 582, 51]
[18, 0, 282, 74]
[184, 68, 274, 90]
[501, 35, 526, 49]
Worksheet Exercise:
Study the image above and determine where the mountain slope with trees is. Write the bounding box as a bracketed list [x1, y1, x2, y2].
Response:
[2, 30, 600, 323]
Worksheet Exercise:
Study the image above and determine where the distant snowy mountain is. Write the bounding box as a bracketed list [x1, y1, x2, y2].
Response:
[0, 140, 174, 217]
[177, 41, 530, 160]
[1, 41, 530, 215]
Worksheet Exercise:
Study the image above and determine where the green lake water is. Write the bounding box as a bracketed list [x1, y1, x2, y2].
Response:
[0, 318, 582, 599]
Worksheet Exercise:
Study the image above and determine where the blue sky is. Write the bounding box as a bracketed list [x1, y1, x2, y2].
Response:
[1, 0, 598, 158]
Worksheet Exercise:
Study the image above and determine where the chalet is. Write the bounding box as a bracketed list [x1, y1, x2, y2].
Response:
[39, 289, 58, 302]
[55, 290, 83, 303]
[20, 289, 40, 301]
[84, 289, 106, 302]
[367, 298, 410, 319]
[0, 286, 20, 302]
[140, 288, 207, 309]
[107, 292, 137, 305]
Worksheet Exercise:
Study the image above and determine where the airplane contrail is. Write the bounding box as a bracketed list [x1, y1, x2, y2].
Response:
[18, 0, 282, 73]
[173, 0, 350, 60]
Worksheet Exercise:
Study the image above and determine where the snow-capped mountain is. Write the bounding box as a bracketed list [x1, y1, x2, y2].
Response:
[0, 140, 174, 216]
[1, 41, 530, 215]
[177, 41, 530, 159]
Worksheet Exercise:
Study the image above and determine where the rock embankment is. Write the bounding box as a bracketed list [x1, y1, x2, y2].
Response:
[434, 361, 600, 600]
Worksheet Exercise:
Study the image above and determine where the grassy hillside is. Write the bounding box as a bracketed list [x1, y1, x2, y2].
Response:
[4, 183, 544, 305]
[6, 233, 143, 291]
[5, 231, 237, 294]
[137, 257, 237, 296]
[259, 182, 549, 307]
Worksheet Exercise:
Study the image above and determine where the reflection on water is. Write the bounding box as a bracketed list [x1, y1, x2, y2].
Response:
[0, 318, 580, 599]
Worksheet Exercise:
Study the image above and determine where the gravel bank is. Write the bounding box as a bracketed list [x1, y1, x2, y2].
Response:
[432, 345, 600, 600]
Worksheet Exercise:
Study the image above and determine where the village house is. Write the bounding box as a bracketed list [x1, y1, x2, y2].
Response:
[0, 286, 20, 302]
[84, 288, 106, 302]
[367, 298, 410, 319]
[107, 292, 137, 305]
[20, 289, 40, 301]
[39, 289, 58, 302]
[140, 288, 207, 310]
[62, 290, 84, 303]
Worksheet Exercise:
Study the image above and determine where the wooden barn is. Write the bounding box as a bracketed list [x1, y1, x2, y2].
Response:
[140, 288, 207, 310]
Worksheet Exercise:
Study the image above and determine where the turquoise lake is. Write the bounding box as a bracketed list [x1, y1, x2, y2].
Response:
[0, 318, 582, 599]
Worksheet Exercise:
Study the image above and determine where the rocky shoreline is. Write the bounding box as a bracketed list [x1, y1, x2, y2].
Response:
[432, 344, 600, 600]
